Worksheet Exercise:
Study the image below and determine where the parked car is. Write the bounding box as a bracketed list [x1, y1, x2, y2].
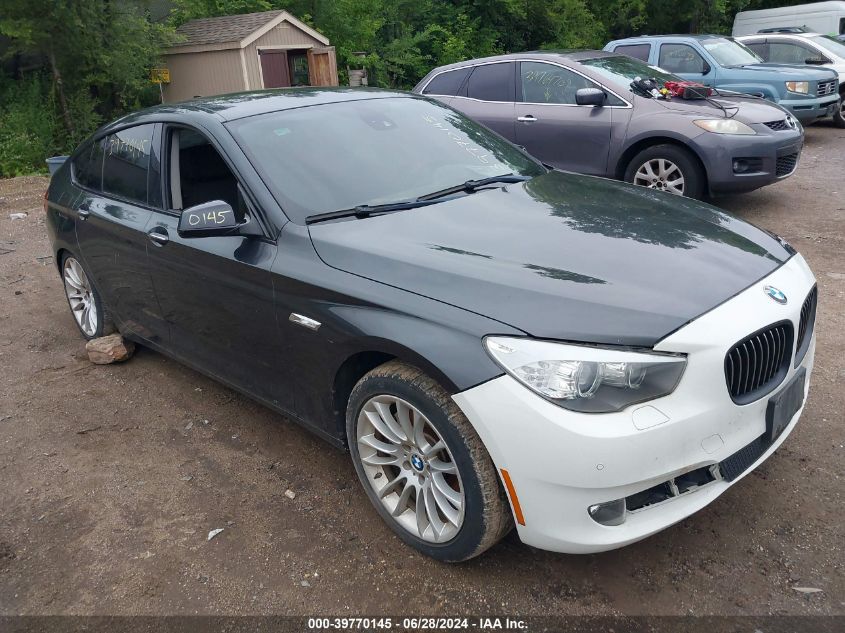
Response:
[732, 1, 845, 37]
[604, 35, 840, 124]
[737, 32, 845, 127]
[414, 51, 804, 198]
[46, 89, 817, 561]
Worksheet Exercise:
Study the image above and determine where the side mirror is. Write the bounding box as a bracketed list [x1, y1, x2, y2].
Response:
[177, 200, 240, 238]
[805, 57, 828, 65]
[701, 62, 712, 74]
[575, 87, 607, 106]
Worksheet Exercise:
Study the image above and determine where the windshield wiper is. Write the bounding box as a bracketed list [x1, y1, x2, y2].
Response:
[305, 174, 532, 225]
[416, 174, 531, 201]
[305, 199, 444, 225]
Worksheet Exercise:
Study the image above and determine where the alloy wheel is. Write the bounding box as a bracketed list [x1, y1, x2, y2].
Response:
[356, 395, 464, 543]
[63, 257, 98, 337]
[634, 158, 686, 196]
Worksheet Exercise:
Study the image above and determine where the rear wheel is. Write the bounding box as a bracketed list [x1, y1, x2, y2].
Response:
[624, 144, 705, 199]
[346, 361, 512, 562]
[61, 253, 113, 340]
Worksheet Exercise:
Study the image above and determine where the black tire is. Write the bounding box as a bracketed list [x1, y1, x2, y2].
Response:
[624, 143, 706, 199]
[346, 361, 513, 562]
[832, 97, 845, 129]
[60, 252, 115, 340]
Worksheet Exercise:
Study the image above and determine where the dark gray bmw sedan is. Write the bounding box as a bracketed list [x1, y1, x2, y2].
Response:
[46, 89, 816, 561]
[414, 51, 804, 198]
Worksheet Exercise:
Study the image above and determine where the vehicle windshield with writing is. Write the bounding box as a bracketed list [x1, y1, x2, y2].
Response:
[46, 89, 816, 561]
[414, 51, 804, 198]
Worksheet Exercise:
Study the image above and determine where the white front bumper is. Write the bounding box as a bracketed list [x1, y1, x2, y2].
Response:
[453, 255, 817, 554]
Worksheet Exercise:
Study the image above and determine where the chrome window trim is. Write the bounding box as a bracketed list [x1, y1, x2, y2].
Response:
[421, 58, 633, 109]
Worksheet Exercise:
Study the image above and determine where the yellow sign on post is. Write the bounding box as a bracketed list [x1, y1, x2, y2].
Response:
[150, 68, 170, 84]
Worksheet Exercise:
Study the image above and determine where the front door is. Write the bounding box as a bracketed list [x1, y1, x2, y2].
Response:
[144, 126, 283, 404]
[72, 123, 167, 342]
[260, 50, 291, 88]
[657, 43, 715, 87]
[514, 61, 612, 174]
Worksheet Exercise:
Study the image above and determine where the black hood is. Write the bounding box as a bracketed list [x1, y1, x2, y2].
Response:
[309, 171, 792, 347]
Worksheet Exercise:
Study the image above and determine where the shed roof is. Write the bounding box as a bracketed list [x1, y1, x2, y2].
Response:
[168, 9, 329, 54]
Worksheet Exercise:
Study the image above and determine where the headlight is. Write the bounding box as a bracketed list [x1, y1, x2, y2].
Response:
[484, 337, 686, 413]
[693, 119, 757, 135]
[785, 81, 809, 94]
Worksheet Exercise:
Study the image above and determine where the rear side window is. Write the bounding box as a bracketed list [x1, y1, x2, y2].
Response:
[102, 124, 156, 206]
[72, 141, 105, 191]
[658, 43, 707, 73]
[614, 44, 651, 62]
[423, 68, 471, 96]
[466, 62, 515, 102]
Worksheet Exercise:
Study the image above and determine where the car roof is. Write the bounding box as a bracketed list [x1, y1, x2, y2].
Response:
[610, 34, 727, 42]
[738, 32, 824, 39]
[425, 50, 619, 74]
[99, 87, 415, 133]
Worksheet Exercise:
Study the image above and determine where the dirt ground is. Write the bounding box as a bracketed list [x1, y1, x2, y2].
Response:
[0, 125, 843, 618]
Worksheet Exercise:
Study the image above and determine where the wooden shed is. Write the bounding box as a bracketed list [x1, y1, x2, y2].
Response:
[162, 10, 339, 103]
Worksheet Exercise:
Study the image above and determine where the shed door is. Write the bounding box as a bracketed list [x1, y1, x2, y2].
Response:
[307, 47, 339, 86]
[260, 50, 291, 88]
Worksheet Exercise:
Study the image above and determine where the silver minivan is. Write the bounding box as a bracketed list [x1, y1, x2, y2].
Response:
[414, 51, 804, 198]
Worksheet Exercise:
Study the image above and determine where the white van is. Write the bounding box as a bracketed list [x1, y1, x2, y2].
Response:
[733, 1, 845, 36]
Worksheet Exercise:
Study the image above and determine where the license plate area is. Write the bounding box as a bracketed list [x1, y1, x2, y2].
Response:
[766, 367, 806, 443]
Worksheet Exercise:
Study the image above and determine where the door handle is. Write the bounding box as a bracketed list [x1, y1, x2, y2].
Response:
[517, 115, 537, 122]
[147, 229, 169, 246]
[77, 203, 90, 220]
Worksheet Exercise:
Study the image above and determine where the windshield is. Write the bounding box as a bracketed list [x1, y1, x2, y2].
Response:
[228, 97, 544, 224]
[810, 34, 845, 58]
[701, 38, 762, 66]
[580, 55, 681, 92]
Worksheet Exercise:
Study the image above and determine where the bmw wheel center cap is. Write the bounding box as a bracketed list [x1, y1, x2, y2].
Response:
[764, 285, 787, 305]
[410, 454, 425, 472]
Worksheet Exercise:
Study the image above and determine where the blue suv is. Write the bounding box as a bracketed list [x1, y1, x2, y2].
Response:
[604, 35, 840, 124]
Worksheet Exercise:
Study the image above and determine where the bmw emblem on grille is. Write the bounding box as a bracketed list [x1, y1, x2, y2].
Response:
[764, 285, 787, 304]
[410, 454, 425, 471]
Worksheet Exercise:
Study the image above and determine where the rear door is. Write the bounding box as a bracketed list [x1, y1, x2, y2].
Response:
[449, 61, 517, 140]
[514, 61, 613, 174]
[72, 123, 167, 341]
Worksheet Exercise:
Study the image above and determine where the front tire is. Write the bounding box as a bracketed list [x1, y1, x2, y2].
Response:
[61, 253, 113, 340]
[346, 361, 512, 562]
[833, 97, 845, 129]
[624, 144, 705, 199]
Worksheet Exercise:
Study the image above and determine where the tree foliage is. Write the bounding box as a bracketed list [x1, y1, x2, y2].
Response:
[0, 0, 819, 174]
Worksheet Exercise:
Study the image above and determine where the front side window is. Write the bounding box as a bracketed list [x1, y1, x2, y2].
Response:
[581, 55, 680, 91]
[423, 67, 471, 96]
[768, 41, 820, 64]
[102, 124, 156, 206]
[465, 62, 515, 102]
[520, 62, 596, 104]
[227, 97, 543, 224]
[615, 44, 651, 62]
[168, 127, 241, 216]
[700, 38, 761, 66]
[72, 140, 105, 191]
[658, 43, 708, 73]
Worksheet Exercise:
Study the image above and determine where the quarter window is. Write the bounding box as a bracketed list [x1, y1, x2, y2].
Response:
[72, 140, 105, 191]
[102, 124, 157, 206]
[520, 62, 596, 104]
[466, 62, 515, 102]
[423, 67, 471, 96]
[658, 43, 707, 74]
[615, 44, 651, 62]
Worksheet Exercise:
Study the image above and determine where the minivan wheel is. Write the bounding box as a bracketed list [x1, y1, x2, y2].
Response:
[833, 97, 845, 129]
[61, 253, 113, 340]
[346, 361, 512, 562]
[625, 144, 705, 199]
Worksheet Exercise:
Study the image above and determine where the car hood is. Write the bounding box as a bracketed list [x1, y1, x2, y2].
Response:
[653, 94, 792, 123]
[734, 62, 837, 80]
[308, 171, 792, 347]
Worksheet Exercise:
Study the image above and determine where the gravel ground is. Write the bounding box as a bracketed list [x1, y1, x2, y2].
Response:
[0, 125, 843, 617]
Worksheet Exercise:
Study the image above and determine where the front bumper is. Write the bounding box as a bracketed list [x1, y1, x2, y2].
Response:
[779, 95, 839, 122]
[694, 126, 803, 195]
[453, 255, 816, 554]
